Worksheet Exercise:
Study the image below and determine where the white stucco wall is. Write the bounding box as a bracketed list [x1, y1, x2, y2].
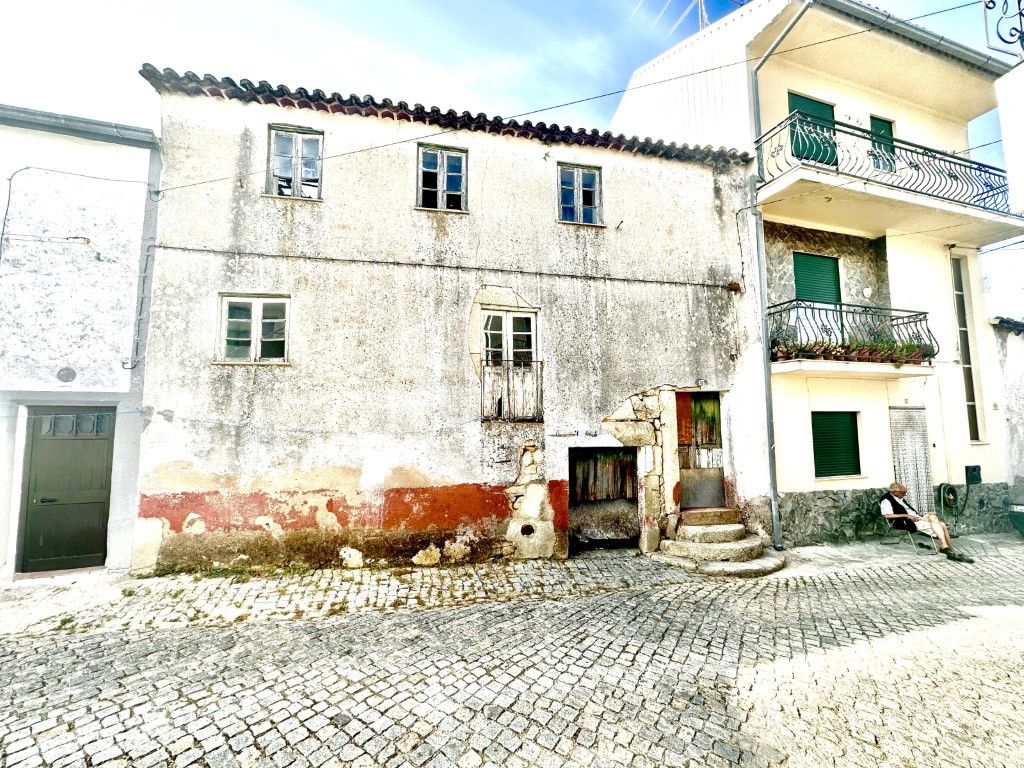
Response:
[996, 62, 1024, 215]
[0, 122, 156, 575]
[993, 325, 1024, 499]
[138, 92, 772, 555]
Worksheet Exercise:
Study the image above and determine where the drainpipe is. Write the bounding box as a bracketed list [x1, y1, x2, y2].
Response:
[752, 0, 814, 178]
[750, 0, 813, 550]
[750, 178, 783, 551]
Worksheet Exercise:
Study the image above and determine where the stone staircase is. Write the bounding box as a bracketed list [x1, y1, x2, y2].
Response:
[652, 507, 786, 577]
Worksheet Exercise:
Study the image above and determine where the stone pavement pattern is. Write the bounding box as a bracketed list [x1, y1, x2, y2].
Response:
[1, 543, 1023, 768]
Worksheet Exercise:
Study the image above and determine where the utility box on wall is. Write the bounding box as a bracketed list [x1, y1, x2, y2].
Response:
[965, 465, 982, 485]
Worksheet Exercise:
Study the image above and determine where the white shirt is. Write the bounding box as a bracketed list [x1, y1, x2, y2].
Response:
[879, 495, 914, 517]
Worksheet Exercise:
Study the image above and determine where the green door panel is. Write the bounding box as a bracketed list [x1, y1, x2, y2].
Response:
[20, 408, 115, 572]
[793, 252, 841, 304]
[788, 92, 837, 166]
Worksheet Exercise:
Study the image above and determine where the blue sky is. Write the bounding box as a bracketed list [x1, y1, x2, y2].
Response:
[1, 0, 1011, 137]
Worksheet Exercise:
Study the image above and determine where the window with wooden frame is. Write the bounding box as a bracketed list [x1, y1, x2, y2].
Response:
[811, 411, 861, 478]
[481, 309, 541, 421]
[221, 296, 289, 363]
[418, 145, 466, 211]
[267, 126, 323, 199]
[558, 164, 601, 225]
[952, 258, 981, 440]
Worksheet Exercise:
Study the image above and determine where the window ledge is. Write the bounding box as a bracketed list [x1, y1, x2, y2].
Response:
[260, 194, 322, 203]
[814, 474, 867, 481]
[968, 440, 990, 446]
[414, 206, 470, 215]
[558, 220, 606, 229]
[212, 361, 292, 367]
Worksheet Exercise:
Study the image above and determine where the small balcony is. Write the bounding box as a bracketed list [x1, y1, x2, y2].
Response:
[767, 300, 939, 369]
[481, 359, 543, 421]
[758, 111, 1013, 214]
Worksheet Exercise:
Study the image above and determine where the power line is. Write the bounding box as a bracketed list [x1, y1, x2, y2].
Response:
[153, 0, 985, 196]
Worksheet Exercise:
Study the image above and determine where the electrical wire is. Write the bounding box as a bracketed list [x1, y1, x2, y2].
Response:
[152, 0, 988, 196]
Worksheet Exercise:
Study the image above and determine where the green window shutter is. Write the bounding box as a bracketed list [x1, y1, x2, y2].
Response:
[871, 117, 895, 172]
[811, 412, 861, 477]
[793, 252, 841, 303]
[788, 92, 836, 165]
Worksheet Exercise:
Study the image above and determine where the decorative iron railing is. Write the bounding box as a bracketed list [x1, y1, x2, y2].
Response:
[481, 360, 543, 421]
[767, 300, 939, 364]
[757, 111, 1016, 216]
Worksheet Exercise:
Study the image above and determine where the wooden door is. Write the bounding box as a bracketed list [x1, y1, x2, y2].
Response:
[20, 407, 116, 572]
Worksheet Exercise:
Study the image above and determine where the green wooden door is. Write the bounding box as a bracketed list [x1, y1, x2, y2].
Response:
[793, 252, 841, 303]
[871, 117, 895, 172]
[20, 407, 115, 572]
[788, 92, 836, 166]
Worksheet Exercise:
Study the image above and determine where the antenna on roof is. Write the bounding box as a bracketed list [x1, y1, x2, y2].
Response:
[668, 0, 713, 34]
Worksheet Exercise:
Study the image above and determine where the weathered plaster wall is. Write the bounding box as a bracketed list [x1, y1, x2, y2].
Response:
[0, 123, 156, 575]
[139, 94, 771, 565]
[994, 325, 1024, 501]
[764, 222, 890, 307]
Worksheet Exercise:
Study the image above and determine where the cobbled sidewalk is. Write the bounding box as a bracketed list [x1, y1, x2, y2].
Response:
[1, 539, 1023, 768]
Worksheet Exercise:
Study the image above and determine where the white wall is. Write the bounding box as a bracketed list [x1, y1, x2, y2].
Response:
[0, 124, 155, 574]
[996, 62, 1024, 215]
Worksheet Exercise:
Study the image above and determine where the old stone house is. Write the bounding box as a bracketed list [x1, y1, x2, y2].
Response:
[613, 0, 1024, 544]
[0, 105, 159, 575]
[131, 64, 779, 571]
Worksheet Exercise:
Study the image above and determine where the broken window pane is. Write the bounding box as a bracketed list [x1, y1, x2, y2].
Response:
[269, 129, 322, 198]
[421, 189, 438, 209]
[418, 146, 467, 211]
[260, 340, 286, 360]
[445, 194, 462, 210]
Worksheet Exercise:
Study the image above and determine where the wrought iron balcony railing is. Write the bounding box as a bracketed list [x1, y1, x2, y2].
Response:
[481, 359, 543, 421]
[767, 300, 939, 364]
[757, 111, 1016, 216]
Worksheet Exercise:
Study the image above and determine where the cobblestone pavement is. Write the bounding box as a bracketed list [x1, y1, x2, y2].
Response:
[2, 539, 1023, 768]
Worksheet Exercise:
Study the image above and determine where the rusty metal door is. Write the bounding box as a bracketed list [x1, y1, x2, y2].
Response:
[19, 407, 116, 572]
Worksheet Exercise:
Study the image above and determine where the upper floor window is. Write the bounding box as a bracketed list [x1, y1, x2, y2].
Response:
[870, 116, 896, 173]
[418, 145, 466, 211]
[559, 165, 601, 225]
[268, 126, 322, 199]
[221, 295, 289, 362]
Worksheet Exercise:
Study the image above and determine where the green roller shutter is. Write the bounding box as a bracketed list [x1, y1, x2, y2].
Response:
[788, 92, 836, 165]
[811, 412, 861, 478]
[794, 252, 841, 303]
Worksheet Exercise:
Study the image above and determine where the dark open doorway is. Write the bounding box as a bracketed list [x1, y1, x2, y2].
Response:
[568, 447, 639, 553]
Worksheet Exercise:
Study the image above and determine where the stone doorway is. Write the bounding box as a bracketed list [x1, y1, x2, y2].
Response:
[568, 448, 639, 553]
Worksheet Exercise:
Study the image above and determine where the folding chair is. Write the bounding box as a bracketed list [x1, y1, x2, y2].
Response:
[880, 516, 940, 555]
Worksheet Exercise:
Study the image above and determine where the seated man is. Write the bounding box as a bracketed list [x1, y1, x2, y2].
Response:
[880, 482, 973, 562]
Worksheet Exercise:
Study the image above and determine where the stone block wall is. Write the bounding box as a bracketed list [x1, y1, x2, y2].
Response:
[779, 482, 1012, 547]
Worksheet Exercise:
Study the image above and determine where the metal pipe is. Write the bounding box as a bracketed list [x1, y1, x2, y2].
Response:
[751, 0, 814, 179]
[750, 176, 783, 550]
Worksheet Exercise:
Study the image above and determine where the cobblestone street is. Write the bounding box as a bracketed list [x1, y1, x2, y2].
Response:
[1, 537, 1023, 768]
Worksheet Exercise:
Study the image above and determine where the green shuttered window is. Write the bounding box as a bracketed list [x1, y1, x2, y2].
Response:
[811, 412, 861, 478]
[793, 252, 841, 303]
[788, 92, 836, 165]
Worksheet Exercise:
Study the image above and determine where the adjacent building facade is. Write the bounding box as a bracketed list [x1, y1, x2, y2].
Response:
[614, 0, 1024, 544]
[131, 65, 773, 569]
[0, 105, 158, 575]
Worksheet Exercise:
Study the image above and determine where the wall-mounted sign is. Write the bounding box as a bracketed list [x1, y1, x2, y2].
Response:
[985, 1, 1024, 57]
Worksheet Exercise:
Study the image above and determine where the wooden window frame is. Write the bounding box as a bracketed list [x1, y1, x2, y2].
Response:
[417, 144, 468, 211]
[219, 295, 291, 363]
[267, 125, 323, 199]
[481, 309, 537, 365]
[558, 164, 602, 225]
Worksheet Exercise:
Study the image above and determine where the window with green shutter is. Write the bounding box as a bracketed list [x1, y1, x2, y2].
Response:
[811, 412, 861, 477]
[788, 92, 836, 165]
[871, 116, 895, 172]
[793, 252, 841, 304]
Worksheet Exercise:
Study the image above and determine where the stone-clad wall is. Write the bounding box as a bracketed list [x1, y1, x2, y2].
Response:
[764, 222, 891, 308]
[779, 482, 1012, 546]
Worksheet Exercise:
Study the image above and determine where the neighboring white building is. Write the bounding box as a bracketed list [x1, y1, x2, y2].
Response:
[131, 64, 777, 570]
[0, 105, 159, 575]
[615, 0, 1024, 544]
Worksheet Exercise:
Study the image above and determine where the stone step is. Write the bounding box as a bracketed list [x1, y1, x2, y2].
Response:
[659, 534, 764, 563]
[651, 550, 786, 578]
[678, 523, 746, 544]
[697, 551, 786, 578]
[680, 507, 741, 526]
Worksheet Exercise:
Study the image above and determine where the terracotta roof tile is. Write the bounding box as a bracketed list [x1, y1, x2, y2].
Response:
[139, 64, 750, 168]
